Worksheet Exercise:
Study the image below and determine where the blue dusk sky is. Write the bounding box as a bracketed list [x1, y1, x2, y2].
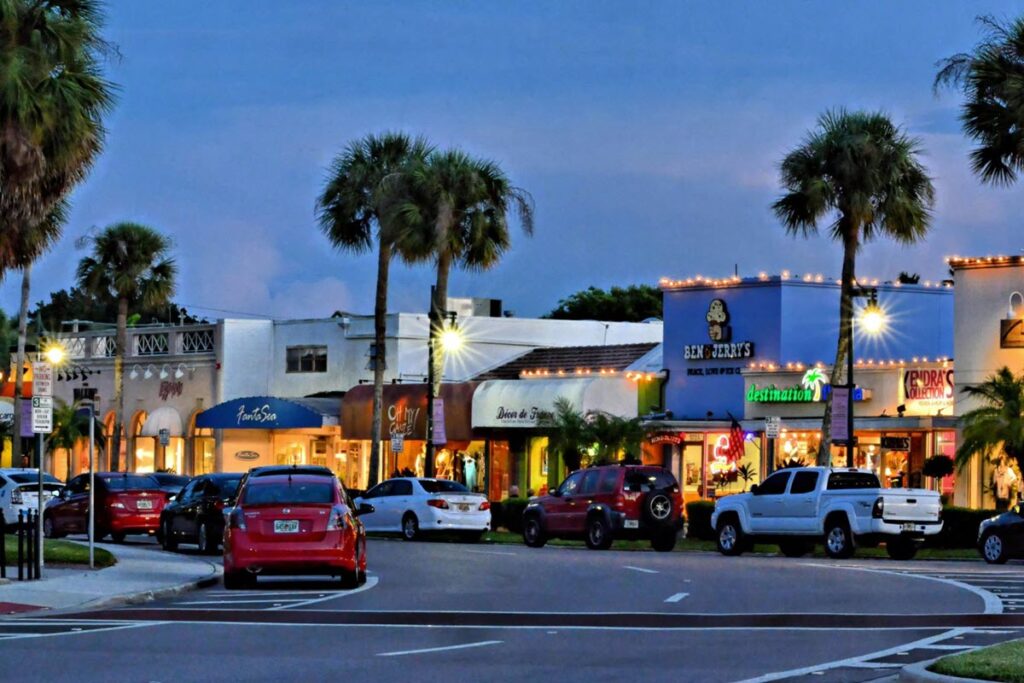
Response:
[5, 1, 1024, 320]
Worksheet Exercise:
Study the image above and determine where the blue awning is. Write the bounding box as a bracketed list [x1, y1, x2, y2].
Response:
[196, 396, 340, 430]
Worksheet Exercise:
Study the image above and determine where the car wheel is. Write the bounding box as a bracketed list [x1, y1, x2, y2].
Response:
[643, 491, 674, 526]
[778, 539, 812, 558]
[401, 513, 419, 541]
[716, 517, 744, 556]
[824, 518, 855, 559]
[585, 516, 613, 550]
[43, 515, 63, 539]
[522, 515, 547, 548]
[886, 537, 918, 561]
[651, 528, 677, 552]
[198, 522, 217, 554]
[161, 521, 178, 551]
[981, 531, 1009, 565]
[340, 569, 359, 589]
[111, 531, 127, 544]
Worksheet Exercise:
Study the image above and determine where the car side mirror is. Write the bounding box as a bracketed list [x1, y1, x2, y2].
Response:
[550, 489, 562, 497]
[356, 503, 375, 517]
[168, 494, 177, 502]
[750, 484, 759, 495]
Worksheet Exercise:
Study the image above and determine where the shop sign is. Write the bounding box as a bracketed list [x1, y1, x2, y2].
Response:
[1001, 318, 1024, 348]
[234, 450, 259, 461]
[881, 436, 910, 450]
[386, 403, 421, 437]
[159, 380, 183, 401]
[196, 396, 327, 430]
[684, 299, 755, 361]
[648, 431, 683, 445]
[900, 367, 954, 415]
[493, 405, 545, 427]
[747, 369, 865, 403]
[432, 399, 446, 445]
[831, 388, 850, 442]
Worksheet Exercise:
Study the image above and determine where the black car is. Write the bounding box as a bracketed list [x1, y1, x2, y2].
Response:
[159, 473, 243, 554]
[151, 473, 191, 498]
[978, 504, 1024, 564]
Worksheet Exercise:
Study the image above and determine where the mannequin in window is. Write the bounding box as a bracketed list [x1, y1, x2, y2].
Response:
[465, 453, 478, 491]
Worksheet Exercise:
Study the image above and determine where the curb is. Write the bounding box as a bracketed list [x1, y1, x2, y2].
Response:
[899, 656, 989, 683]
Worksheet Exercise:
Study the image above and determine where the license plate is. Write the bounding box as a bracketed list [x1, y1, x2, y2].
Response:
[458, 504, 470, 512]
[901, 523, 916, 532]
[274, 520, 300, 534]
[137, 499, 153, 510]
[624, 520, 639, 529]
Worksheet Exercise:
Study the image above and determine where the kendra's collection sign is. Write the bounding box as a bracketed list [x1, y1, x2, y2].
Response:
[900, 367, 954, 415]
[684, 299, 755, 361]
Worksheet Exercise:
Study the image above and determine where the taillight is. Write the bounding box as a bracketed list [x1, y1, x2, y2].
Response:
[613, 494, 625, 510]
[11, 489, 22, 505]
[872, 497, 884, 519]
[229, 508, 247, 530]
[478, 501, 491, 511]
[109, 501, 126, 509]
[426, 499, 449, 509]
[327, 505, 347, 531]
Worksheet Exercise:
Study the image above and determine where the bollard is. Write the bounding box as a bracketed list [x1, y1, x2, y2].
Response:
[34, 511, 41, 580]
[25, 512, 33, 581]
[0, 514, 6, 580]
[17, 510, 24, 581]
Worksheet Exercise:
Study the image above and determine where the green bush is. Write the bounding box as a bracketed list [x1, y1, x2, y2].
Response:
[497, 497, 530, 534]
[925, 506, 999, 549]
[686, 500, 716, 540]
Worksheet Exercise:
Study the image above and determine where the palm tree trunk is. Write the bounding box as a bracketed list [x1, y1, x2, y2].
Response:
[368, 240, 392, 488]
[431, 249, 451, 397]
[818, 226, 858, 466]
[12, 265, 31, 466]
[112, 296, 128, 471]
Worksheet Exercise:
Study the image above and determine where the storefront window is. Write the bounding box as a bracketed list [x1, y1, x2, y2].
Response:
[681, 441, 703, 499]
[194, 428, 214, 475]
[932, 431, 956, 496]
[527, 436, 549, 496]
[164, 437, 184, 474]
[705, 433, 760, 497]
[135, 438, 155, 473]
[490, 441, 511, 500]
[776, 431, 821, 469]
[274, 437, 306, 466]
[337, 441, 368, 490]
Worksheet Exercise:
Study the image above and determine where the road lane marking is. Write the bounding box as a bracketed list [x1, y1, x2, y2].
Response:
[377, 640, 502, 657]
[463, 549, 517, 557]
[177, 598, 309, 605]
[624, 566, 658, 574]
[268, 575, 379, 610]
[664, 593, 689, 603]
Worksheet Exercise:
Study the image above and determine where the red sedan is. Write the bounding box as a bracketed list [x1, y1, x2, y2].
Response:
[44, 472, 166, 543]
[223, 471, 370, 589]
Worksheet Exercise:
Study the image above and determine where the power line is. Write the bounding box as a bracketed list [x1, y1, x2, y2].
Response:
[175, 303, 277, 319]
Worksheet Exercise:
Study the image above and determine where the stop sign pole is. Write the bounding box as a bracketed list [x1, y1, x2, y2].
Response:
[32, 361, 54, 571]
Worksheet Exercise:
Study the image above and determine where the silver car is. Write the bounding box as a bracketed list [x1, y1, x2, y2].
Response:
[0, 468, 65, 526]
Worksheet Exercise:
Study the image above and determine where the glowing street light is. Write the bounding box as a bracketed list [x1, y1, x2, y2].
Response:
[859, 297, 886, 335]
[43, 342, 67, 366]
[440, 326, 463, 353]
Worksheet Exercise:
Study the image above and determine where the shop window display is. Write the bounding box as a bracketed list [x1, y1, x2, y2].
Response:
[489, 440, 511, 501]
[194, 428, 215, 475]
[932, 431, 956, 496]
[706, 433, 759, 496]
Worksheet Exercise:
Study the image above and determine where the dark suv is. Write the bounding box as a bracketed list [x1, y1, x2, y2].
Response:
[521, 465, 683, 551]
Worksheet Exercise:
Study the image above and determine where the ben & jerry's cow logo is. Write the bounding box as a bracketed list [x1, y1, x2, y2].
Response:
[706, 299, 731, 342]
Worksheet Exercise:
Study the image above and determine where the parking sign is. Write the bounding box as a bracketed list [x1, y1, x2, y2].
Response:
[32, 362, 53, 397]
[765, 416, 781, 438]
[31, 396, 53, 434]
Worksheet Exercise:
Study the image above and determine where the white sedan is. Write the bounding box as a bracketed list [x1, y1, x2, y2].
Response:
[354, 478, 491, 542]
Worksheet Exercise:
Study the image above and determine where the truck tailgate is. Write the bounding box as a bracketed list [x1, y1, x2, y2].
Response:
[882, 490, 941, 522]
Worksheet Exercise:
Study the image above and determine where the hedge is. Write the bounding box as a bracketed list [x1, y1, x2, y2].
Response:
[686, 500, 716, 540]
[492, 498, 530, 533]
[926, 506, 999, 549]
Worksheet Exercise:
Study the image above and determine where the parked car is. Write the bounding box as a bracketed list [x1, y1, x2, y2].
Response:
[44, 472, 166, 543]
[0, 469, 64, 526]
[159, 473, 243, 553]
[354, 478, 491, 542]
[521, 464, 684, 551]
[711, 467, 943, 560]
[151, 473, 191, 498]
[978, 503, 1024, 564]
[222, 470, 371, 589]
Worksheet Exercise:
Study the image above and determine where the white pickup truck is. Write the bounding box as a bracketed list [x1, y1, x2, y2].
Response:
[710, 467, 943, 560]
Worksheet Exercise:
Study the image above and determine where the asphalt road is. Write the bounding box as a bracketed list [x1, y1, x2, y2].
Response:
[2, 537, 1023, 683]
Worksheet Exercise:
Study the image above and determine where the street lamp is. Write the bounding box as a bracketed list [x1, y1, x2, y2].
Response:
[841, 288, 885, 467]
[425, 285, 460, 477]
[35, 340, 67, 571]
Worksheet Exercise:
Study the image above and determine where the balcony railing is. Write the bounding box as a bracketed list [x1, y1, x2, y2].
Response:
[56, 324, 216, 361]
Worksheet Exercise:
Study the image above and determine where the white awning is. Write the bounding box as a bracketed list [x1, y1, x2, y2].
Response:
[141, 406, 184, 437]
[472, 377, 637, 428]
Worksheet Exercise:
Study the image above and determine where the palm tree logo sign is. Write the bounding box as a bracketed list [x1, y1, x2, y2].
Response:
[801, 368, 828, 402]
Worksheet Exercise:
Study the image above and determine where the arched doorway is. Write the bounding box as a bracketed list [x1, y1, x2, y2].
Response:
[130, 410, 150, 472]
[102, 411, 122, 472]
[188, 410, 215, 475]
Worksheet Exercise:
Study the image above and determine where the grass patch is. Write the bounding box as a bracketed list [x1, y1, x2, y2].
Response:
[930, 639, 1024, 682]
[3, 536, 116, 569]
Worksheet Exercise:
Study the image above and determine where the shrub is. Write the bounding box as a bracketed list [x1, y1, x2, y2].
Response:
[685, 500, 716, 540]
[497, 497, 530, 533]
[925, 506, 999, 549]
[922, 455, 955, 479]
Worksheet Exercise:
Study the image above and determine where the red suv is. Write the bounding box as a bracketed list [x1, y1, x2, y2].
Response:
[223, 471, 371, 589]
[521, 465, 683, 551]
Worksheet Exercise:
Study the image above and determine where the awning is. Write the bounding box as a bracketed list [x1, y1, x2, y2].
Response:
[472, 377, 637, 429]
[196, 396, 341, 430]
[341, 383, 476, 441]
[141, 406, 184, 437]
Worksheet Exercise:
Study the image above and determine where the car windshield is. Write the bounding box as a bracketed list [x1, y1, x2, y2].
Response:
[243, 481, 335, 505]
[9, 473, 62, 485]
[418, 479, 468, 494]
[826, 472, 881, 489]
[214, 478, 243, 497]
[103, 475, 159, 491]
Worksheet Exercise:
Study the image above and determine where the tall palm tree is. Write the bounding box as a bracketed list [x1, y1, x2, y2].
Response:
[316, 132, 432, 488]
[76, 223, 177, 471]
[956, 367, 1024, 478]
[390, 150, 533, 472]
[773, 110, 934, 464]
[48, 397, 102, 479]
[935, 15, 1024, 185]
[1, 1, 115, 465]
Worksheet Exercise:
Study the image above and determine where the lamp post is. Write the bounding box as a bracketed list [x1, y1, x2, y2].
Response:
[35, 342, 67, 570]
[424, 286, 460, 477]
[843, 287, 884, 467]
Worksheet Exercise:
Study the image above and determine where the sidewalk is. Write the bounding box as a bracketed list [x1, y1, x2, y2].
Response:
[0, 541, 220, 615]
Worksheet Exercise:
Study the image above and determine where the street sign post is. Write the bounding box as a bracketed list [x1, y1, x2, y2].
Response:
[31, 361, 53, 398]
[390, 433, 405, 453]
[31, 361, 53, 573]
[31, 396, 53, 434]
[764, 416, 781, 439]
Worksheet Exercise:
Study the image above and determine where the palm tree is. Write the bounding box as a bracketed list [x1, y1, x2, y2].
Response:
[588, 411, 645, 465]
[48, 398, 102, 479]
[773, 110, 934, 464]
[542, 398, 590, 475]
[935, 15, 1024, 185]
[956, 367, 1024, 478]
[390, 150, 533, 474]
[76, 223, 177, 471]
[316, 132, 432, 488]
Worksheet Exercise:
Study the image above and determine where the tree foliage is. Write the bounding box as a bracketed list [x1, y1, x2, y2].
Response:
[28, 286, 203, 333]
[542, 397, 645, 472]
[956, 366, 1024, 477]
[544, 285, 662, 322]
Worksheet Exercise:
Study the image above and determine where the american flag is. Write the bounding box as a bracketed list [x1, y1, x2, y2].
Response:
[726, 415, 745, 463]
